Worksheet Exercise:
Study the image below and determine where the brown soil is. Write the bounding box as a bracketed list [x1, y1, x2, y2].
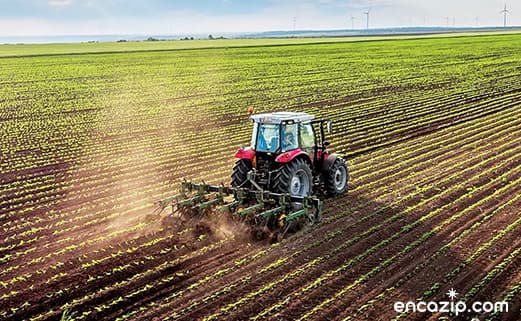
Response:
[2, 91, 521, 321]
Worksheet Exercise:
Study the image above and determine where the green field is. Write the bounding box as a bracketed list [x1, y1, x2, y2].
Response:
[1, 33, 521, 321]
[2, 30, 520, 57]
[1, 33, 520, 168]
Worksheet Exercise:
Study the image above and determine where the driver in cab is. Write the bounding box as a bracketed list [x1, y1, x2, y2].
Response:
[282, 125, 298, 151]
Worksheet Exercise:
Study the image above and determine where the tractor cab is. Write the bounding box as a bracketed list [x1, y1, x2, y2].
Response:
[250, 112, 316, 154]
[248, 112, 332, 166]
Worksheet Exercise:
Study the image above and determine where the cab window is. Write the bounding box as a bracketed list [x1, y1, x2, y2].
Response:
[281, 124, 298, 152]
[255, 123, 279, 152]
[300, 123, 315, 152]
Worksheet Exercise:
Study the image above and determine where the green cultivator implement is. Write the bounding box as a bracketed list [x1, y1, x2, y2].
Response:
[156, 111, 348, 241]
[156, 180, 323, 241]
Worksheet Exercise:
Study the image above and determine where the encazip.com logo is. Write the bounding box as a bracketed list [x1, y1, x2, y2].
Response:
[393, 288, 509, 317]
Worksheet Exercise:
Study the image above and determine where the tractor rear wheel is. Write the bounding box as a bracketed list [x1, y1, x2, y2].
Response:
[231, 159, 252, 188]
[273, 158, 313, 197]
[325, 158, 348, 196]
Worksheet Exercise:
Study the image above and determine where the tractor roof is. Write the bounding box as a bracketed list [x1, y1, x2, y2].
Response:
[250, 112, 314, 124]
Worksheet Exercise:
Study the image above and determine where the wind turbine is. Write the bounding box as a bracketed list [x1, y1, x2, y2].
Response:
[350, 16, 357, 29]
[500, 4, 511, 27]
[363, 9, 370, 29]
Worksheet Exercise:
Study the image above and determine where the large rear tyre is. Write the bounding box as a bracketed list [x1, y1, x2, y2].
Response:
[272, 158, 313, 197]
[325, 158, 349, 197]
[231, 159, 252, 188]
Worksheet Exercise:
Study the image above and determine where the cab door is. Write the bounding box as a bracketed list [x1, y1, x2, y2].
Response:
[299, 123, 316, 162]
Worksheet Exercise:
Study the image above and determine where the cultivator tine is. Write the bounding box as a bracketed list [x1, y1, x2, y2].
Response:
[196, 195, 222, 210]
[256, 194, 289, 220]
[219, 200, 240, 213]
[220, 188, 245, 213]
[285, 208, 307, 222]
[194, 185, 226, 213]
[173, 182, 210, 215]
[256, 205, 284, 220]
[284, 197, 321, 224]
[176, 194, 205, 209]
[234, 191, 260, 218]
[238, 203, 265, 218]
[154, 179, 191, 214]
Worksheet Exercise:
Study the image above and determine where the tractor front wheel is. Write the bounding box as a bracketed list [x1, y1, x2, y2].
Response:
[325, 158, 348, 197]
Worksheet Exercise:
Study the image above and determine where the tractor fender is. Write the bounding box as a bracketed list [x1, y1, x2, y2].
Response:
[275, 148, 310, 164]
[234, 147, 256, 161]
[321, 153, 339, 173]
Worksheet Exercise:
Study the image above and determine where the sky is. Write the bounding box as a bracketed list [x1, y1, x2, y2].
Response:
[0, 0, 519, 36]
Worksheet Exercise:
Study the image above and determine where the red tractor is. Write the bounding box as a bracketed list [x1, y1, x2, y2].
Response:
[232, 112, 348, 198]
[157, 111, 348, 240]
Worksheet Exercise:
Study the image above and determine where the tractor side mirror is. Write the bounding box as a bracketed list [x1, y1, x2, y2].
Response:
[327, 121, 332, 134]
[323, 140, 331, 148]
